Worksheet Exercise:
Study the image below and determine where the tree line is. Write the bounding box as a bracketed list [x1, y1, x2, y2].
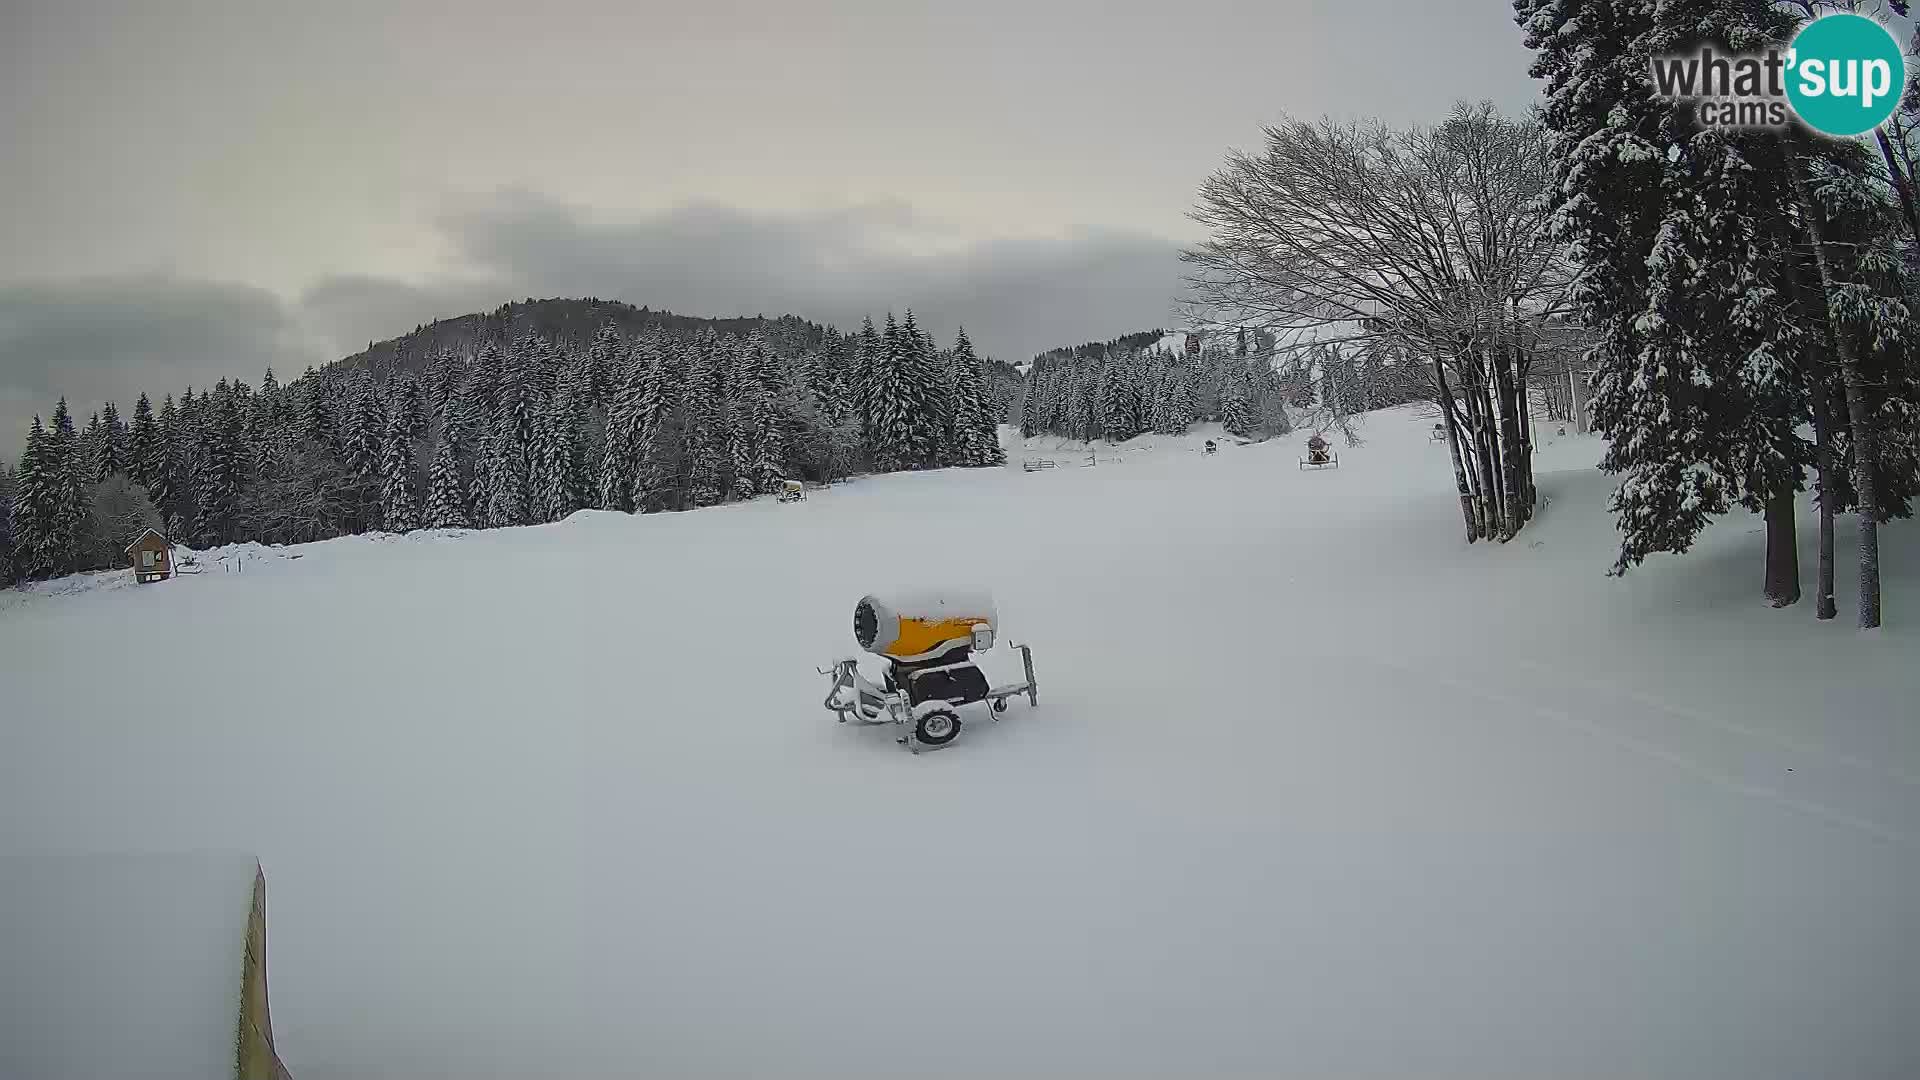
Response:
[1014, 326, 1432, 445]
[0, 310, 1011, 586]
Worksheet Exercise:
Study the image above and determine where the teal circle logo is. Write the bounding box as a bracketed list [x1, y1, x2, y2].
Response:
[1786, 14, 1905, 137]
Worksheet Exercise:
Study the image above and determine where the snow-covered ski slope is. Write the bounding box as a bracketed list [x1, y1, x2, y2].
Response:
[4, 407, 1917, 1080]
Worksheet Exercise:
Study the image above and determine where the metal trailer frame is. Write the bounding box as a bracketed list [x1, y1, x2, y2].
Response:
[820, 644, 1038, 753]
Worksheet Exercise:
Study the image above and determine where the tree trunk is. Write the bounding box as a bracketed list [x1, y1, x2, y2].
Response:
[1520, 397, 1537, 516]
[1510, 337, 1536, 521]
[1475, 367, 1507, 537]
[1811, 380, 1839, 621]
[1836, 364, 1883, 628]
[1763, 486, 1801, 607]
[1875, 128, 1920, 251]
[1434, 355, 1480, 542]
[1461, 361, 1494, 537]
[1493, 345, 1526, 537]
[1790, 160, 1883, 628]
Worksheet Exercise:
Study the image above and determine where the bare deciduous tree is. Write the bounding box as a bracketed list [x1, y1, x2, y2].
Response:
[1184, 101, 1575, 542]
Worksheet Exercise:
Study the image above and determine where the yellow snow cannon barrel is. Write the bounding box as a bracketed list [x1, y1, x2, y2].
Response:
[854, 590, 998, 661]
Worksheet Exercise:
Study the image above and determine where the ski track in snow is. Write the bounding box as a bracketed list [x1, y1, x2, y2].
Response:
[4, 407, 1918, 1080]
[1361, 655, 1916, 850]
[1504, 655, 1920, 789]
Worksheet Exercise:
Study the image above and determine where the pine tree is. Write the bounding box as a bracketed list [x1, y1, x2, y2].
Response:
[854, 315, 882, 453]
[682, 334, 726, 507]
[246, 373, 275, 457]
[0, 459, 16, 587]
[80, 412, 107, 483]
[496, 337, 540, 482]
[46, 399, 90, 573]
[229, 379, 256, 447]
[817, 373, 862, 482]
[391, 373, 427, 443]
[149, 395, 186, 536]
[867, 314, 915, 471]
[726, 337, 762, 500]
[598, 359, 642, 513]
[1098, 358, 1134, 443]
[947, 328, 1003, 465]
[627, 339, 676, 509]
[1221, 362, 1254, 438]
[14, 418, 58, 577]
[425, 351, 460, 423]
[1156, 362, 1196, 434]
[343, 374, 383, 482]
[718, 332, 787, 497]
[426, 425, 471, 530]
[128, 394, 158, 489]
[947, 353, 981, 463]
[751, 379, 787, 495]
[813, 328, 848, 408]
[304, 378, 335, 448]
[191, 391, 243, 547]
[106, 400, 128, 473]
[530, 395, 586, 523]
[175, 387, 203, 511]
[480, 419, 529, 528]
[378, 409, 422, 532]
[898, 311, 944, 467]
[562, 392, 594, 515]
[461, 343, 504, 436]
[585, 323, 625, 408]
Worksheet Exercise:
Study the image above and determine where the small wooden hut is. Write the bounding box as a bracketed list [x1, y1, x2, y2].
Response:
[126, 528, 173, 583]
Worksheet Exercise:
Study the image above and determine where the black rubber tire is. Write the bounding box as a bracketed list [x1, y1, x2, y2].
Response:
[991, 698, 1008, 714]
[915, 708, 962, 746]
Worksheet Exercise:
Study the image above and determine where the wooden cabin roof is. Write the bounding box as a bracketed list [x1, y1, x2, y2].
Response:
[124, 528, 171, 554]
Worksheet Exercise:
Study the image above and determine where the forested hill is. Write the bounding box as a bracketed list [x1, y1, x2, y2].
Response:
[333, 298, 829, 383]
[1, 298, 1028, 588]
[1029, 329, 1166, 366]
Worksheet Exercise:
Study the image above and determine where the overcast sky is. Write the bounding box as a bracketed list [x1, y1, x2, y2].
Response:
[0, 0, 1538, 444]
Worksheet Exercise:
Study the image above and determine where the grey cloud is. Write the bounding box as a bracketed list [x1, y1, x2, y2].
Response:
[297, 274, 503, 359]
[424, 194, 1184, 361]
[0, 277, 326, 448]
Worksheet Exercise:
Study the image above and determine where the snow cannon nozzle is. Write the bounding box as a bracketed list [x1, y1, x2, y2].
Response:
[853, 589, 998, 661]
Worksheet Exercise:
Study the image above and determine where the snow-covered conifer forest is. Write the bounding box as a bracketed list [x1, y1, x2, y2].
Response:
[0, 301, 1015, 585]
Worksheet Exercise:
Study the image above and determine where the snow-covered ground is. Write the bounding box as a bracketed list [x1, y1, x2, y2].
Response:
[1, 853, 261, 1080]
[3, 407, 1916, 1079]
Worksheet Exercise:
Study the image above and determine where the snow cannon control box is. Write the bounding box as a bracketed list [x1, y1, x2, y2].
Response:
[853, 590, 997, 661]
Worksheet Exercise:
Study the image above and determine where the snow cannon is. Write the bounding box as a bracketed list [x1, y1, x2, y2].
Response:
[821, 589, 1038, 753]
[853, 589, 998, 661]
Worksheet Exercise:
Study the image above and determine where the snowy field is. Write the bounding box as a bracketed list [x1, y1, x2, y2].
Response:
[4, 406, 1918, 1079]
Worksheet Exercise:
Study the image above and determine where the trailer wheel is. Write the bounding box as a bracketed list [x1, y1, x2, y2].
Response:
[991, 698, 1008, 714]
[915, 708, 962, 746]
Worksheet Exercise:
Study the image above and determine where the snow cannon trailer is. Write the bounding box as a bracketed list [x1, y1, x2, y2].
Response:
[1299, 435, 1339, 470]
[820, 590, 1038, 753]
